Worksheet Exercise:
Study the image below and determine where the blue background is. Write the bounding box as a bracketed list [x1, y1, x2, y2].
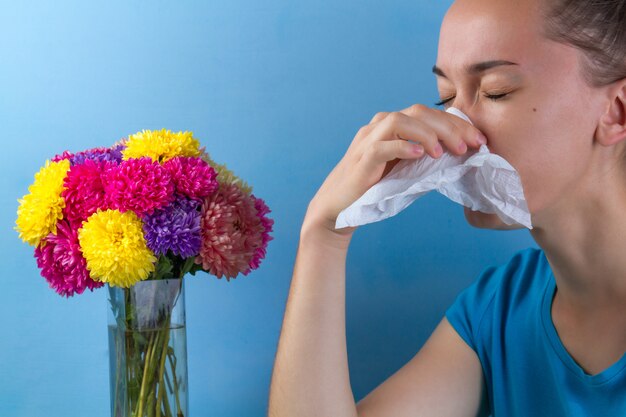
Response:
[0, 1, 536, 416]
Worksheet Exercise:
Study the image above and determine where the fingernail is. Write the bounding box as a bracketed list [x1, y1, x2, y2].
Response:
[434, 142, 443, 156]
[458, 141, 467, 153]
[412, 144, 424, 154]
[477, 132, 487, 144]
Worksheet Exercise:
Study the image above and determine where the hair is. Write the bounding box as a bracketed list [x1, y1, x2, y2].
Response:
[540, 0, 626, 87]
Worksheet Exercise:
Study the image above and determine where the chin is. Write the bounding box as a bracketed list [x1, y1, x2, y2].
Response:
[463, 207, 524, 230]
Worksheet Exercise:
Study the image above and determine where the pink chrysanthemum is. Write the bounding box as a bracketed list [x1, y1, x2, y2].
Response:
[195, 182, 272, 281]
[162, 156, 219, 200]
[103, 157, 175, 217]
[34, 219, 104, 297]
[62, 159, 114, 224]
[248, 195, 274, 271]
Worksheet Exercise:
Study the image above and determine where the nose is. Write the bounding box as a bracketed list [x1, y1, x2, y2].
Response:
[445, 106, 474, 126]
[444, 106, 489, 146]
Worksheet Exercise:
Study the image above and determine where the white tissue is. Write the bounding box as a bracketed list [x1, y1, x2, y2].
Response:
[334, 106, 532, 230]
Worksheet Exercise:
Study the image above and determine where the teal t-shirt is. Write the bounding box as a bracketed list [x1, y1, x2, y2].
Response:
[445, 247, 626, 416]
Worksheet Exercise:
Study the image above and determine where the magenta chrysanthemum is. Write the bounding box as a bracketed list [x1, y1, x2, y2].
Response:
[51, 150, 74, 163]
[103, 157, 175, 217]
[62, 159, 114, 224]
[162, 156, 218, 200]
[34, 219, 104, 297]
[195, 182, 271, 281]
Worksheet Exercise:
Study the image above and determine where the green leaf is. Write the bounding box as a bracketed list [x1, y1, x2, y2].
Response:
[152, 255, 174, 280]
[187, 262, 205, 276]
[179, 256, 198, 278]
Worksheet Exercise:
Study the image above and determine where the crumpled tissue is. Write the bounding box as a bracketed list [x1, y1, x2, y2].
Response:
[335, 106, 532, 230]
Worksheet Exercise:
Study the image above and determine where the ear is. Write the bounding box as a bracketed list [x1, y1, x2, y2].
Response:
[596, 79, 626, 147]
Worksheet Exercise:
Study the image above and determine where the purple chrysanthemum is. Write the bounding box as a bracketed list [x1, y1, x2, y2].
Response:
[51, 144, 126, 166]
[162, 156, 218, 200]
[103, 156, 175, 217]
[34, 219, 104, 297]
[70, 145, 125, 165]
[143, 198, 202, 258]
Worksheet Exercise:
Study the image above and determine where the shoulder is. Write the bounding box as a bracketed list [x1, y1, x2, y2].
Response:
[491, 246, 548, 303]
[445, 246, 547, 350]
[455, 246, 544, 308]
[473, 246, 545, 290]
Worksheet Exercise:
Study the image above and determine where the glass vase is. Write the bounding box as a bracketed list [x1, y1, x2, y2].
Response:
[107, 278, 189, 417]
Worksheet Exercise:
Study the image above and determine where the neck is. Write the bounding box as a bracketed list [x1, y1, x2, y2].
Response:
[531, 157, 626, 314]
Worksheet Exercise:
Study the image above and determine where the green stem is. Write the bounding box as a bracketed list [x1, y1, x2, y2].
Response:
[156, 321, 171, 417]
[163, 369, 173, 394]
[162, 381, 173, 417]
[146, 386, 156, 417]
[136, 331, 156, 417]
[121, 279, 184, 417]
[167, 353, 183, 416]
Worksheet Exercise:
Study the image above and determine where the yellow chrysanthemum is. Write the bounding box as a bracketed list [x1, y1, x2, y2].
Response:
[77, 209, 157, 288]
[15, 159, 71, 247]
[122, 128, 201, 163]
[199, 148, 253, 195]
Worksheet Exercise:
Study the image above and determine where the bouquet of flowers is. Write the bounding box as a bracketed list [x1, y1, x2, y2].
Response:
[15, 129, 274, 417]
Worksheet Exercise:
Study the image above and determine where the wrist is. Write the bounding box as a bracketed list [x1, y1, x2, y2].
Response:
[300, 216, 355, 252]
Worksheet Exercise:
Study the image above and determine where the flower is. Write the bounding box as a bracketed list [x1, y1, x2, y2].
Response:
[103, 157, 175, 217]
[52, 145, 125, 166]
[70, 146, 125, 165]
[113, 137, 128, 148]
[248, 195, 274, 271]
[199, 148, 253, 195]
[195, 182, 270, 281]
[62, 159, 114, 224]
[162, 156, 218, 200]
[51, 150, 73, 163]
[78, 209, 156, 287]
[143, 198, 202, 258]
[34, 219, 103, 297]
[15, 159, 71, 247]
[123, 129, 201, 163]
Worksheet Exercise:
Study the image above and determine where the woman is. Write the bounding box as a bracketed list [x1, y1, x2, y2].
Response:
[269, 0, 626, 415]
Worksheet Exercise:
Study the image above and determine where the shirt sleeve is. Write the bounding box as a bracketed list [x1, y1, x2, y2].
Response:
[445, 265, 502, 353]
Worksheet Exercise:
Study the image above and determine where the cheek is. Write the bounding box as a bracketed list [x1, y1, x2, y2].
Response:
[479, 106, 568, 214]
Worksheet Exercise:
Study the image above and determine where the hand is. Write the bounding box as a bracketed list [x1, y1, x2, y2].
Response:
[303, 104, 488, 240]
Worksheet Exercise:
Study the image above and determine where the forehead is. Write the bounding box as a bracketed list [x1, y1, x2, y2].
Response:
[436, 0, 544, 71]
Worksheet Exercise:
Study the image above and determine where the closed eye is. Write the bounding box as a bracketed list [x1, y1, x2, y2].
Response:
[434, 92, 509, 107]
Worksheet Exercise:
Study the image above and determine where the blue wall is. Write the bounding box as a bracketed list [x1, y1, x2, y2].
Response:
[0, 1, 536, 415]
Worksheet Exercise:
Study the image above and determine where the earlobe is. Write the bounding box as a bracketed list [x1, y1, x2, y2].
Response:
[597, 80, 626, 147]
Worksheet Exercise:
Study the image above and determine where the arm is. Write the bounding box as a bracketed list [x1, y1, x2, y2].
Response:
[356, 316, 490, 417]
[268, 219, 490, 417]
[269, 103, 492, 417]
[267, 222, 358, 417]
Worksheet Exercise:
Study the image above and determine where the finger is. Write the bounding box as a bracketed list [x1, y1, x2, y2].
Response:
[357, 138, 424, 178]
[350, 111, 389, 146]
[365, 106, 478, 150]
[399, 104, 487, 149]
[368, 111, 391, 124]
[366, 111, 450, 159]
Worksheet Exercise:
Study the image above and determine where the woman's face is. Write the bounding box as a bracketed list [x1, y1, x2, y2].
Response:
[435, 0, 610, 228]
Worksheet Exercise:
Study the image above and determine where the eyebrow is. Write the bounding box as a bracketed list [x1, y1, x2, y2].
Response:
[432, 60, 519, 78]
